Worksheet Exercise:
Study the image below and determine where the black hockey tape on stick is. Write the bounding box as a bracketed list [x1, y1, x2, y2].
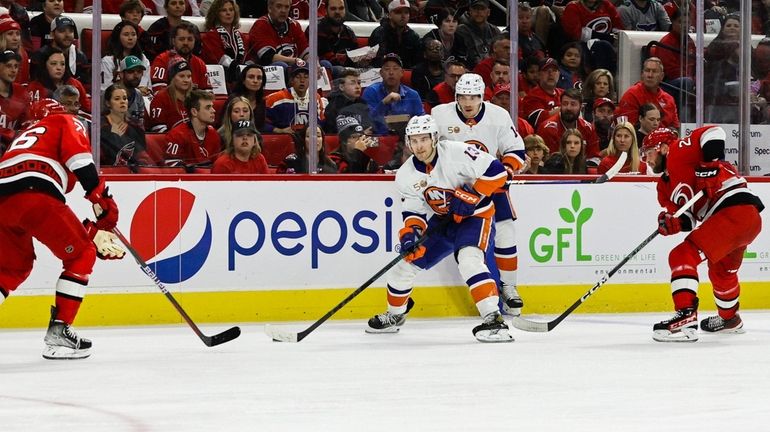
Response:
[512, 190, 704, 333]
[112, 227, 241, 347]
[506, 152, 627, 185]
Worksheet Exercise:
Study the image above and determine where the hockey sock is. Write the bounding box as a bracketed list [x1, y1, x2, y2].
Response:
[458, 247, 499, 317]
[386, 260, 419, 314]
[709, 258, 741, 320]
[493, 219, 518, 288]
[669, 240, 702, 310]
[54, 273, 88, 324]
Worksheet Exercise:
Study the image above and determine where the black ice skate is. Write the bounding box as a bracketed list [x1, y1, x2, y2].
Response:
[700, 314, 745, 334]
[652, 301, 699, 343]
[365, 297, 415, 334]
[472, 312, 514, 343]
[42, 306, 92, 360]
[500, 284, 524, 317]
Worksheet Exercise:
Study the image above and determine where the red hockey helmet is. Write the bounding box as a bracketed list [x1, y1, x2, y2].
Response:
[642, 127, 677, 153]
[29, 98, 68, 121]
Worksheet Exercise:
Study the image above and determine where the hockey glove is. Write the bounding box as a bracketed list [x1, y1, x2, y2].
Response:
[399, 227, 426, 263]
[449, 185, 482, 224]
[657, 211, 692, 236]
[695, 161, 737, 199]
[83, 220, 125, 260]
[85, 179, 119, 231]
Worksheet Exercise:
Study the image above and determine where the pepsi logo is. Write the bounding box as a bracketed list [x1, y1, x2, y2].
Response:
[130, 187, 212, 283]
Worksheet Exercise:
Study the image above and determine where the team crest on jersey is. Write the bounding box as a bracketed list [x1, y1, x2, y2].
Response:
[424, 186, 453, 215]
[585, 16, 612, 33]
[544, 121, 559, 129]
[465, 139, 489, 154]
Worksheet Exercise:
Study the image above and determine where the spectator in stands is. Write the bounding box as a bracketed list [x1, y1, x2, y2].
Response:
[411, 39, 445, 99]
[0, 1, 30, 52]
[212, 119, 269, 174]
[598, 120, 646, 174]
[556, 41, 583, 90]
[618, 0, 670, 31]
[561, 0, 623, 74]
[653, 8, 695, 123]
[218, 96, 254, 151]
[532, 0, 570, 60]
[151, 22, 211, 92]
[265, 63, 328, 134]
[118, 55, 146, 129]
[329, 115, 379, 173]
[523, 134, 549, 174]
[279, 125, 338, 173]
[164, 89, 223, 167]
[752, 0, 770, 36]
[369, 0, 421, 68]
[484, 60, 509, 98]
[247, 0, 309, 68]
[488, 82, 535, 138]
[423, 0, 468, 23]
[517, 2, 546, 63]
[425, 58, 465, 107]
[635, 102, 660, 147]
[231, 64, 267, 131]
[592, 97, 615, 151]
[361, 52, 424, 135]
[704, 14, 741, 123]
[100, 83, 155, 168]
[535, 88, 600, 164]
[519, 56, 562, 128]
[473, 34, 508, 88]
[324, 68, 373, 134]
[119, 0, 145, 28]
[557, 128, 587, 174]
[201, 0, 247, 84]
[453, 0, 501, 70]
[421, 8, 458, 60]
[581, 68, 615, 121]
[101, 20, 151, 93]
[53, 84, 91, 134]
[0, 49, 27, 152]
[147, 58, 193, 133]
[28, 0, 63, 51]
[31, 16, 88, 85]
[27, 46, 90, 111]
[144, 0, 186, 62]
[517, 55, 540, 97]
[0, 12, 29, 85]
[617, 57, 680, 128]
[315, 0, 366, 72]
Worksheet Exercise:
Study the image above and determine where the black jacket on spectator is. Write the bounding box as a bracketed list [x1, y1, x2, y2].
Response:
[368, 17, 421, 69]
[452, 20, 501, 70]
[312, 16, 360, 67]
[143, 17, 172, 62]
[237, 0, 266, 18]
[100, 120, 153, 167]
[345, 0, 383, 22]
[410, 61, 444, 99]
[330, 148, 378, 173]
[324, 92, 373, 133]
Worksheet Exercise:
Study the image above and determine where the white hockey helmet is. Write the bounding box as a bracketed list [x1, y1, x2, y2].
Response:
[455, 73, 485, 97]
[404, 115, 439, 148]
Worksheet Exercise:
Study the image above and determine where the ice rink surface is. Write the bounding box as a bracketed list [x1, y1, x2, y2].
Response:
[2, 312, 770, 432]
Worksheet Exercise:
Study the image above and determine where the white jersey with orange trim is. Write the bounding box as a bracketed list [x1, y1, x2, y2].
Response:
[396, 139, 507, 226]
[431, 101, 526, 171]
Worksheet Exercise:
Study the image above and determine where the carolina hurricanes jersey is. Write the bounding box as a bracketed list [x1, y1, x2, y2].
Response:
[289, 0, 326, 20]
[431, 102, 526, 171]
[0, 83, 30, 142]
[150, 51, 212, 92]
[396, 139, 507, 226]
[247, 16, 309, 64]
[163, 121, 223, 166]
[562, 0, 624, 41]
[0, 113, 92, 201]
[147, 89, 188, 133]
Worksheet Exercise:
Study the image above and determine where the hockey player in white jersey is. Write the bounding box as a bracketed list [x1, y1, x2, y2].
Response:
[431, 73, 527, 316]
[365, 115, 513, 342]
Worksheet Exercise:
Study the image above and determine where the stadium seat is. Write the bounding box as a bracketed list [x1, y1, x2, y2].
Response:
[214, 97, 228, 128]
[144, 133, 167, 163]
[135, 166, 187, 174]
[324, 134, 339, 153]
[356, 37, 368, 49]
[401, 69, 412, 87]
[261, 134, 295, 166]
[365, 135, 399, 166]
[99, 166, 132, 174]
[81, 28, 112, 61]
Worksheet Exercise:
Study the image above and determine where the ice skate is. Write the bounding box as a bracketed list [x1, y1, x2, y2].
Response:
[42, 307, 92, 360]
[365, 298, 415, 334]
[700, 314, 745, 334]
[652, 302, 699, 343]
[500, 284, 523, 317]
[472, 312, 514, 343]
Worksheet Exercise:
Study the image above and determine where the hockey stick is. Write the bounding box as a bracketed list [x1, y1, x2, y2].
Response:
[512, 190, 704, 333]
[265, 218, 450, 343]
[112, 227, 241, 347]
[506, 152, 627, 185]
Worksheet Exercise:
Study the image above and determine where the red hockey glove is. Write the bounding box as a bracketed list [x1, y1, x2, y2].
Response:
[83, 220, 125, 260]
[449, 185, 482, 224]
[399, 227, 426, 263]
[85, 179, 119, 231]
[695, 161, 737, 199]
[657, 211, 692, 236]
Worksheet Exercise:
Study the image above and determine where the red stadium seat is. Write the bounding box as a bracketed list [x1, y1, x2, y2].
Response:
[356, 37, 368, 49]
[364, 135, 399, 166]
[324, 134, 339, 153]
[135, 166, 187, 174]
[261, 134, 295, 166]
[144, 133, 167, 164]
[81, 29, 112, 61]
[214, 97, 228, 129]
[100, 166, 132, 174]
[401, 69, 412, 87]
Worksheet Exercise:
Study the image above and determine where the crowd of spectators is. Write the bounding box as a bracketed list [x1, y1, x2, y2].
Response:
[0, 0, 769, 175]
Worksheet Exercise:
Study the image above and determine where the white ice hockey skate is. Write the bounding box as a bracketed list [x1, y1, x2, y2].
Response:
[500, 284, 523, 317]
[652, 304, 699, 343]
[473, 312, 514, 343]
[42, 307, 92, 360]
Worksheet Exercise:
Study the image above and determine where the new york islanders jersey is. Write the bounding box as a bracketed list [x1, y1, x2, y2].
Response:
[431, 102, 526, 171]
[0, 113, 92, 201]
[396, 139, 507, 227]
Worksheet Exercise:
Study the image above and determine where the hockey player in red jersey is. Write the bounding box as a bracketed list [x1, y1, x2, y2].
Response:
[642, 127, 764, 342]
[0, 99, 125, 359]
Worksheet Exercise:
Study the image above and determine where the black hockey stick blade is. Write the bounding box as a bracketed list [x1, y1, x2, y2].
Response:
[512, 189, 703, 333]
[112, 227, 241, 347]
[506, 152, 627, 186]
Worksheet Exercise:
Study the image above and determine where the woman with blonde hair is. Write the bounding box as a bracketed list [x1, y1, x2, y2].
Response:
[218, 96, 254, 150]
[599, 121, 647, 174]
[200, 0, 246, 83]
[559, 128, 587, 174]
[0, 13, 29, 84]
[582, 69, 616, 121]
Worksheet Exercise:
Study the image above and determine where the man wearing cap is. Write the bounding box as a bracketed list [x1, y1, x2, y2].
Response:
[368, 0, 421, 69]
[592, 96, 615, 150]
[361, 53, 424, 135]
[452, 0, 501, 70]
[247, 0, 309, 67]
[519, 57, 563, 128]
[265, 62, 328, 134]
[150, 21, 211, 92]
[30, 15, 88, 85]
[426, 58, 466, 108]
[0, 49, 28, 153]
[212, 120, 269, 174]
[163, 89, 223, 168]
[119, 55, 147, 129]
[536, 88, 601, 163]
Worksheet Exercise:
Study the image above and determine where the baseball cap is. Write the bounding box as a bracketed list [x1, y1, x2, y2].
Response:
[51, 16, 77, 32]
[594, 97, 615, 109]
[492, 83, 511, 97]
[470, 0, 490, 8]
[0, 15, 21, 34]
[167, 58, 191, 83]
[119, 55, 146, 71]
[0, 49, 21, 63]
[233, 120, 259, 136]
[289, 62, 310, 77]
[381, 53, 403, 67]
[387, 0, 410, 12]
[539, 57, 559, 71]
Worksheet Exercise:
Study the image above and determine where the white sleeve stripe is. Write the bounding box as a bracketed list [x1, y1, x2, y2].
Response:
[66, 153, 95, 172]
[56, 278, 86, 300]
[715, 297, 738, 309]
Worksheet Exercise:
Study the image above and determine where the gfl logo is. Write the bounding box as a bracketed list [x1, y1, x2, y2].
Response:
[529, 190, 593, 263]
[129, 187, 212, 283]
